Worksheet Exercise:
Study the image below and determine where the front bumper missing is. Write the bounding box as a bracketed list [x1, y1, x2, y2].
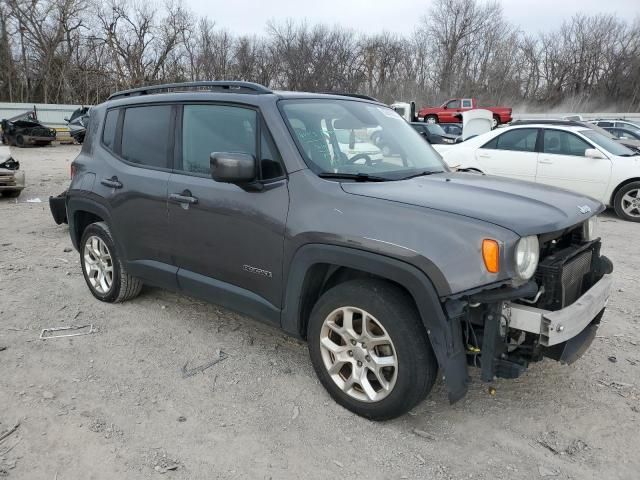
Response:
[504, 274, 612, 346]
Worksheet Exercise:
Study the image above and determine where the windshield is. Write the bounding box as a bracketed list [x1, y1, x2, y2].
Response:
[425, 124, 446, 135]
[280, 99, 446, 179]
[581, 130, 637, 156]
[622, 122, 640, 133]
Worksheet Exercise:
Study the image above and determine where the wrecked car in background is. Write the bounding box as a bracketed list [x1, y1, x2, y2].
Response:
[65, 107, 90, 144]
[1, 111, 56, 147]
[0, 146, 25, 198]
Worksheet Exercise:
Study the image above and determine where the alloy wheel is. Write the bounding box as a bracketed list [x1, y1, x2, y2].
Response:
[621, 188, 640, 218]
[83, 235, 114, 294]
[319, 306, 398, 403]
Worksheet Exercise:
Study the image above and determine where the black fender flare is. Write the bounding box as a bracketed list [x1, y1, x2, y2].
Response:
[66, 193, 114, 250]
[280, 244, 469, 403]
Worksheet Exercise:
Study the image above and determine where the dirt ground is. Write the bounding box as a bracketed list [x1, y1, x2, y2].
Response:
[1, 144, 639, 479]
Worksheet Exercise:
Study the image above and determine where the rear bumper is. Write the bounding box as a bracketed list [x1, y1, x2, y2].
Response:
[49, 190, 68, 224]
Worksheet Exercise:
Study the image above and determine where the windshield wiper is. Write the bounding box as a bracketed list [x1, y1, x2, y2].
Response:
[318, 172, 389, 182]
[399, 170, 446, 180]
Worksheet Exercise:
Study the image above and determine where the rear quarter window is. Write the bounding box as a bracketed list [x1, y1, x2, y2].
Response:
[102, 109, 118, 150]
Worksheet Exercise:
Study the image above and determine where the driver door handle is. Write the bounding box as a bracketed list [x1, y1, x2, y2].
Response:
[169, 190, 198, 205]
[539, 158, 554, 165]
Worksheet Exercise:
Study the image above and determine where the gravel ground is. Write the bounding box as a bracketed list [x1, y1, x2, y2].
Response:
[1, 145, 639, 479]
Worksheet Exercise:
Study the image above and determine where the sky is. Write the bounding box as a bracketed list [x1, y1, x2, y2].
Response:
[185, 0, 638, 37]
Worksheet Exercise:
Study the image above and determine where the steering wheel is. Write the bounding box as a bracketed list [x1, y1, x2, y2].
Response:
[346, 153, 374, 166]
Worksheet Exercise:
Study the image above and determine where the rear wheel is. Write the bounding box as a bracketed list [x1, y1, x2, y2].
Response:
[15, 135, 25, 147]
[80, 222, 143, 302]
[614, 181, 640, 222]
[307, 279, 437, 420]
[492, 115, 500, 128]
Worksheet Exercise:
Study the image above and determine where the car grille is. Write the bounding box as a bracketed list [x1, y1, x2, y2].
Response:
[0, 174, 16, 186]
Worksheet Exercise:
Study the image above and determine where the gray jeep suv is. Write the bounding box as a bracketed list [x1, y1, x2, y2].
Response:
[62, 81, 613, 420]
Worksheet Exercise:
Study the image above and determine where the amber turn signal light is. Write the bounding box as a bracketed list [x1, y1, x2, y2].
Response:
[482, 239, 500, 273]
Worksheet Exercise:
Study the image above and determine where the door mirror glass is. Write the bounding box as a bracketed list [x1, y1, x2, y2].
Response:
[585, 148, 606, 159]
[210, 152, 257, 183]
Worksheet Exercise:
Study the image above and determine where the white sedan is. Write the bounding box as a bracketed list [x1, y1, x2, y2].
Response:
[439, 123, 640, 221]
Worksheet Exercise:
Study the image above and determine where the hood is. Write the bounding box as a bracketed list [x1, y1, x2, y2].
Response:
[341, 172, 603, 236]
[462, 109, 493, 140]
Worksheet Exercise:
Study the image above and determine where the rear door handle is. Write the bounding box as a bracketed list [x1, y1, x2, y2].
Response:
[101, 176, 123, 189]
[169, 191, 198, 205]
[539, 159, 554, 165]
[478, 153, 491, 158]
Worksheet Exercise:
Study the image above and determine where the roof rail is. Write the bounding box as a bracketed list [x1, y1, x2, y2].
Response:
[319, 92, 381, 102]
[107, 81, 272, 101]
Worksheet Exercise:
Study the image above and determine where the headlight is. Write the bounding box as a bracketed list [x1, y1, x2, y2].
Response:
[514, 235, 539, 280]
[583, 216, 598, 241]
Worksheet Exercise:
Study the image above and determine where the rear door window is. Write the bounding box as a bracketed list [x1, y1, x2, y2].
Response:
[120, 105, 172, 168]
[482, 128, 538, 152]
[543, 129, 592, 156]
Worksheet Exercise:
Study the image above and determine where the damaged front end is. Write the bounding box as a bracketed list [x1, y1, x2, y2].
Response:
[0, 154, 26, 197]
[446, 223, 613, 385]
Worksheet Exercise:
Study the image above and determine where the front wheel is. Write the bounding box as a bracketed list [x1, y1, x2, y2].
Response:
[425, 115, 438, 124]
[307, 279, 438, 420]
[614, 181, 640, 222]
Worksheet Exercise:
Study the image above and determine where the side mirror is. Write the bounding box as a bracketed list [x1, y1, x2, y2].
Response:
[455, 136, 463, 144]
[64, 117, 69, 122]
[442, 105, 448, 110]
[585, 148, 606, 159]
[210, 152, 257, 184]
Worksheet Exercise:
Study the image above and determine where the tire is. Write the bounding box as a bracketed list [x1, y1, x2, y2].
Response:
[613, 181, 640, 222]
[425, 115, 438, 124]
[492, 115, 500, 129]
[307, 279, 438, 420]
[15, 135, 25, 147]
[2, 190, 21, 198]
[80, 221, 143, 302]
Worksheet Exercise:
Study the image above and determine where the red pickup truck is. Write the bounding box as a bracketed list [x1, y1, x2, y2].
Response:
[418, 98, 512, 127]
